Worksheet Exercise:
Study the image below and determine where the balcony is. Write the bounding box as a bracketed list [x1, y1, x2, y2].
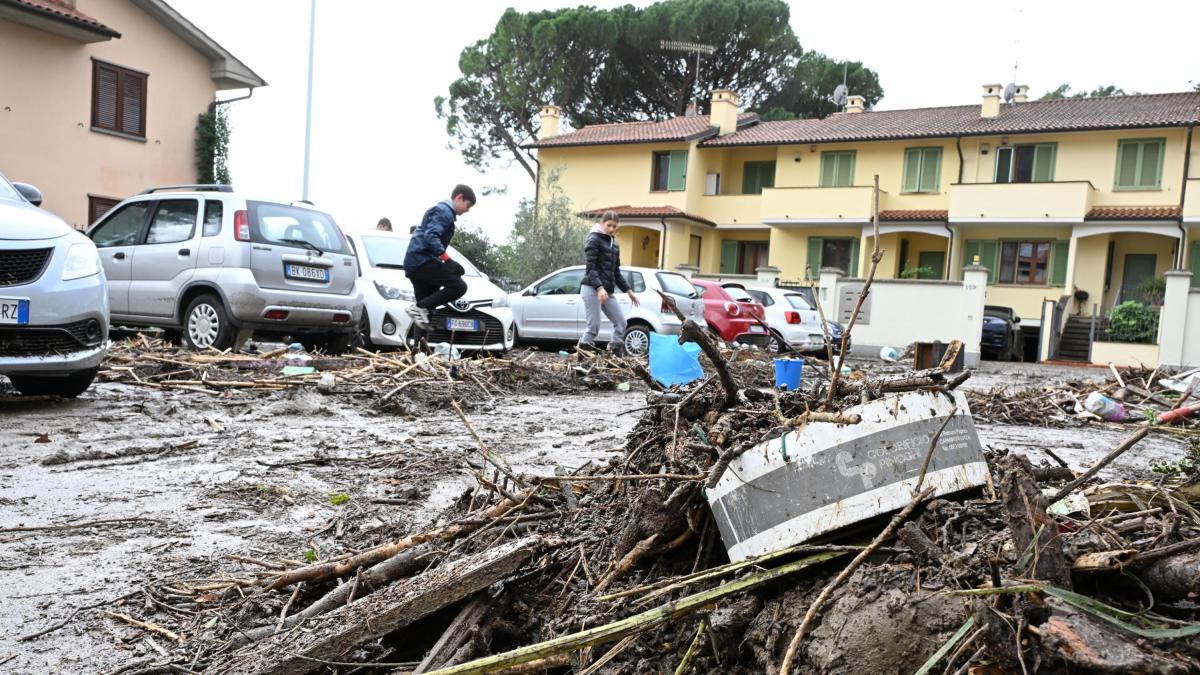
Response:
[696, 194, 762, 225]
[948, 181, 1095, 222]
[761, 186, 877, 224]
[1184, 179, 1200, 223]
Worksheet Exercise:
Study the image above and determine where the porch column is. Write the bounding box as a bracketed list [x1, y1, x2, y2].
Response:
[1038, 299, 1057, 362]
[962, 264, 989, 366]
[1062, 234, 1081, 293]
[947, 226, 964, 280]
[1159, 270, 1192, 367]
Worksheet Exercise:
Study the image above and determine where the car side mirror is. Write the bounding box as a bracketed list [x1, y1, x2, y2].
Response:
[1013, 316, 1021, 324]
[12, 182, 43, 207]
[523, 288, 535, 296]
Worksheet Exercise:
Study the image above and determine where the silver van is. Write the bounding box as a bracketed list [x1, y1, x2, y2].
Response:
[87, 186, 362, 353]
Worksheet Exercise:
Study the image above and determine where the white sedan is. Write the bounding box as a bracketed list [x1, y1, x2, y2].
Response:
[347, 231, 514, 352]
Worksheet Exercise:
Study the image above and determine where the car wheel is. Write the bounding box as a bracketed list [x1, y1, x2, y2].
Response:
[767, 331, 788, 354]
[323, 332, 354, 356]
[8, 367, 99, 398]
[182, 294, 234, 351]
[161, 328, 182, 345]
[506, 323, 517, 349]
[353, 314, 373, 352]
[623, 324, 651, 356]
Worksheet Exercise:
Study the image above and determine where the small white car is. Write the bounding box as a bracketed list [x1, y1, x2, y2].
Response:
[348, 231, 514, 352]
[741, 285, 828, 354]
[507, 265, 707, 355]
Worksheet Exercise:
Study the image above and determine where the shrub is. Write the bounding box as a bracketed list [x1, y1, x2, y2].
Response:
[899, 265, 936, 279]
[1105, 300, 1159, 343]
[1136, 276, 1166, 305]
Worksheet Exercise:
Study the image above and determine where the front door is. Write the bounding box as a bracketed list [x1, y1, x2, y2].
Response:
[129, 198, 200, 318]
[1120, 254, 1156, 304]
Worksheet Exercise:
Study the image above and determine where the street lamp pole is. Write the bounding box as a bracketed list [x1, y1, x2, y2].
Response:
[302, 0, 316, 201]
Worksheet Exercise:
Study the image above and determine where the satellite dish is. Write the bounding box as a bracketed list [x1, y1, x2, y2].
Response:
[831, 84, 848, 107]
[1003, 83, 1017, 103]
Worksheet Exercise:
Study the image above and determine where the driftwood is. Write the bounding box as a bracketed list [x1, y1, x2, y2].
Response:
[998, 454, 1073, 588]
[209, 536, 544, 675]
[1138, 551, 1200, 599]
[1038, 598, 1189, 673]
[414, 595, 496, 673]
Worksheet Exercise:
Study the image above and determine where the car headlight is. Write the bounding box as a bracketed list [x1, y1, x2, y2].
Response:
[374, 281, 414, 301]
[62, 242, 101, 281]
[491, 295, 508, 308]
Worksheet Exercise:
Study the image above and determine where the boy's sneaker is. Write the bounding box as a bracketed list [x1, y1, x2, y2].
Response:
[405, 305, 430, 330]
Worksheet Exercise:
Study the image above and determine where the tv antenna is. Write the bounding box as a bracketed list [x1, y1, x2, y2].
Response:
[831, 63, 848, 108]
[660, 40, 716, 109]
[1003, 60, 1019, 103]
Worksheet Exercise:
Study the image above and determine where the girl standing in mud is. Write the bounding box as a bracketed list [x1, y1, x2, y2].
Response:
[578, 211, 639, 355]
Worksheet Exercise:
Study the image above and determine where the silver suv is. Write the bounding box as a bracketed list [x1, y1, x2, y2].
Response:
[0, 171, 109, 397]
[87, 186, 363, 353]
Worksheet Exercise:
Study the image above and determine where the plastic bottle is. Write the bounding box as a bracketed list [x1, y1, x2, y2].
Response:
[1084, 391, 1126, 422]
[285, 342, 312, 365]
[879, 346, 900, 362]
[432, 343, 460, 360]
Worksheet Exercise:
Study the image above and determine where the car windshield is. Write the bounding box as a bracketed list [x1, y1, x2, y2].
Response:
[724, 285, 755, 302]
[784, 294, 812, 310]
[0, 173, 21, 201]
[248, 201, 350, 254]
[656, 272, 697, 298]
[360, 235, 481, 277]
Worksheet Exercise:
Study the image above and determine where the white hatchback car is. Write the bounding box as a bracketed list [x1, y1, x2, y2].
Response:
[348, 231, 514, 351]
[740, 285, 828, 354]
[507, 265, 706, 355]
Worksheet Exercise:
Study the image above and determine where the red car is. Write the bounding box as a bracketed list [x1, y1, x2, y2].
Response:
[691, 279, 770, 347]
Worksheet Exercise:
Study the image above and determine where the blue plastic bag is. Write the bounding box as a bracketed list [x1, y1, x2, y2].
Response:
[648, 332, 704, 387]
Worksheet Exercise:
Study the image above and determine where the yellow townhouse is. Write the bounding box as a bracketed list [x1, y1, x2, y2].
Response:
[528, 86, 1200, 360]
[0, 0, 266, 229]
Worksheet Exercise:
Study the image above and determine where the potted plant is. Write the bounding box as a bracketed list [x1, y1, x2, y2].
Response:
[1072, 287, 1089, 315]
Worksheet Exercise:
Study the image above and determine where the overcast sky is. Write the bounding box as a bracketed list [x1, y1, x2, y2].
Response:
[170, 0, 1198, 242]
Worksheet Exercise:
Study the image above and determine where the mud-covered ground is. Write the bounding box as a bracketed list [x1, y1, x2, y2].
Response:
[0, 357, 1189, 673]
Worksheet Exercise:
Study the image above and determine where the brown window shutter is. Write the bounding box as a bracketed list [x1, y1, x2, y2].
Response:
[120, 71, 145, 136]
[88, 195, 120, 226]
[93, 63, 119, 130]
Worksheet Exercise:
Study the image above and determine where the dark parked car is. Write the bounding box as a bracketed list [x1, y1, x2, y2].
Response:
[981, 305, 1022, 361]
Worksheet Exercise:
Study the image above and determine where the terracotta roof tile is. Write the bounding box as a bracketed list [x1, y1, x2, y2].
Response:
[1, 0, 120, 36]
[878, 209, 948, 222]
[529, 113, 759, 148]
[700, 92, 1200, 147]
[1085, 206, 1182, 220]
[580, 205, 716, 227]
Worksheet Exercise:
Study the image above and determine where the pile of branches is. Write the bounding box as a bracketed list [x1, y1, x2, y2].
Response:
[98, 336, 634, 404]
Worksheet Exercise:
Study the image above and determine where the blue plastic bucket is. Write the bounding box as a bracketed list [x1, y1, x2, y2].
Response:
[774, 358, 803, 391]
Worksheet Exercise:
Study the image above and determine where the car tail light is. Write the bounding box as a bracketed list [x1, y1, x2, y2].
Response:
[333, 312, 351, 323]
[234, 210, 250, 241]
[263, 309, 289, 320]
[784, 311, 802, 324]
[723, 301, 740, 317]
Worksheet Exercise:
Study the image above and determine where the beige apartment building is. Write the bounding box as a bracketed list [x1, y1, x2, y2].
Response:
[0, 0, 265, 228]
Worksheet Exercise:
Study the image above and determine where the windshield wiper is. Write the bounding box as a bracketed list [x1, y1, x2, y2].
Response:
[280, 238, 323, 256]
[375, 263, 406, 269]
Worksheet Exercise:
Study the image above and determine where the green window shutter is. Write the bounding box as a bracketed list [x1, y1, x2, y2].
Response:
[720, 241, 739, 274]
[1032, 144, 1056, 182]
[806, 237, 823, 279]
[820, 154, 837, 187]
[667, 150, 688, 191]
[836, 152, 855, 187]
[1190, 240, 1200, 288]
[1050, 240, 1069, 286]
[742, 162, 758, 195]
[1116, 139, 1165, 189]
[919, 148, 942, 192]
[849, 237, 860, 276]
[902, 149, 921, 192]
[1115, 141, 1139, 188]
[979, 240, 999, 284]
[962, 240, 981, 269]
[1140, 139, 1163, 188]
[761, 161, 776, 190]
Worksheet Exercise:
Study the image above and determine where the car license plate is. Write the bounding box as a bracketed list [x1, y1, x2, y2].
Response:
[285, 264, 329, 282]
[0, 298, 29, 325]
[447, 318, 478, 331]
[748, 324, 766, 333]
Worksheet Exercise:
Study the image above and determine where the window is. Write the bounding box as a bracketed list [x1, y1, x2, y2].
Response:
[963, 239, 1069, 286]
[805, 237, 859, 278]
[1115, 138, 1165, 189]
[92, 60, 147, 138]
[87, 195, 120, 226]
[535, 269, 583, 296]
[995, 143, 1055, 183]
[688, 235, 702, 267]
[656, 272, 698, 298]
[747, 289, 774, 307]
[784, 294, 812, 310]
[620, 270, 646, 293]
[89, 201, 148, 247]
[902, 147, 942, 193]
[719, 241, 769, 275]
[144, 200, 198, 244]
[361, 236, 481, 276]
[819, 151, 855, 187]
[248, 201, 350, 254]
[651, 150, 688, 191]
[742, 161, 776, 194]
[203, 201, 223, 237]
[724, 285, 755, 302]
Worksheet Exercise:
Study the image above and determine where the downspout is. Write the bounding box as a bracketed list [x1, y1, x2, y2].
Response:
[658, 217, 668, 269]
[955, 134, 964, 184]
[208, 87, 255, 113]
[532, 154, 542, 219]
[1178, 123, 1194, 268]
[947, 134, 964, 280]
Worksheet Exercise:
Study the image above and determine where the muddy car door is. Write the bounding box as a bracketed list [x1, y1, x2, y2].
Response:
[128, 198, 201, 318]
[246, 201, 356, 296]
[88, 199, 151, 316]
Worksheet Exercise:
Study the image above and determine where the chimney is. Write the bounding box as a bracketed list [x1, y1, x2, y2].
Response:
[845, 95, 865, 113]
[981, 84, 1001, 118]
[1013, 84, 1029, 103]
[710, 90, 739, 136]
[537, 105, 561, 140]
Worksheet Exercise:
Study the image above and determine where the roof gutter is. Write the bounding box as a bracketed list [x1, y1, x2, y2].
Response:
[1179, 122, 1195, 267]
[208, 87, 255, 113]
